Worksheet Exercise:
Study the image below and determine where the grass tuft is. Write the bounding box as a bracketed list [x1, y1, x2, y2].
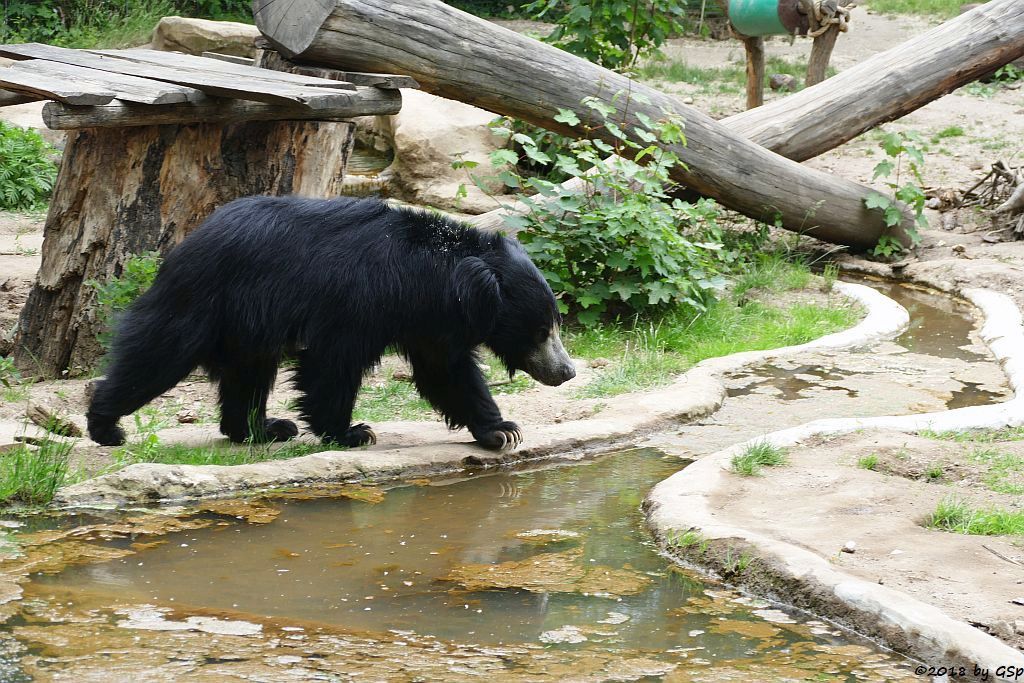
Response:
[0, 439, 73, 506]
[927, 497, 1024, 536]
[857, 454, 879, 470]
[731, 441, 787, 476]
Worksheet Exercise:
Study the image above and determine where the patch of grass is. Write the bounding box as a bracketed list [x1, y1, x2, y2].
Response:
[924, 463, 945, 481]
[0, 439, 73, 506]
[668, 529, 709, 553]
[919, 427, 1024, 443]
[114, 438, 336, 468]
[931, 126, 965, 143]
[969, 447, 1024, 495]
[635, 56, 833, 94]
[567, 252, 858, 398]
[352, 374, 435, 423]
[866, 0, 959, 19]
[928, 497, 1024, 536]
[731, 441, 787, 476]
[857, 454, 879, 470]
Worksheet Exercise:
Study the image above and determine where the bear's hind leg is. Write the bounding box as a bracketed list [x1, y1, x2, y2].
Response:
[294, 347, 376, 447]
[214, 356, 297, 443]
[88, 320, 202, 447]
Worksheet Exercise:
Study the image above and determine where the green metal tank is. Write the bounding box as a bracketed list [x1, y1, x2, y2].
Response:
[728, 0, 803, 36]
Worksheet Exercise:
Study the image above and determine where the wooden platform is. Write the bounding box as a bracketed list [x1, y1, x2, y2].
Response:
[0, 42, 417, 128]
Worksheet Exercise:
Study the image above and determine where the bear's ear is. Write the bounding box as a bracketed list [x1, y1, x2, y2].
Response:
[453, 256, 501, 335]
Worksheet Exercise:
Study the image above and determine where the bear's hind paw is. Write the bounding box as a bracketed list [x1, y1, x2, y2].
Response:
[87, 413, 126, 447]
[338, 423, 376, 448]
[265, 418, 299, 442]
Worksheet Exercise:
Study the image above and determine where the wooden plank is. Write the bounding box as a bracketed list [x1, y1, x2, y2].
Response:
[42, 87, 402, 129]
[0, 43, 352, 109]
[10, 60, 205, 105]
[0, 67, 113, 105]
[201, 52, 255, 66]
[0, 89, 40, 106]
[255, 48, 419, 89]
[94, 48, 356, 90]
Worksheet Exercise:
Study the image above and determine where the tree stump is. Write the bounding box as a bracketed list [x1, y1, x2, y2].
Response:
[13, 118, 354, 377]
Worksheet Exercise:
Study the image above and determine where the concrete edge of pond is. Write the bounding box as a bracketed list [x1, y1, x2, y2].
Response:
[52, 281, 905, 507]
[644, 286, 1024, 676]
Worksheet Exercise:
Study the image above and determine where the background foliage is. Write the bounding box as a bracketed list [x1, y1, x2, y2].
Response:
[1, 0, 252, 46]
[0, 122, 57, 211]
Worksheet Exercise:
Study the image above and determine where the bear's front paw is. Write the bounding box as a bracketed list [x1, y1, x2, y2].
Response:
[338, 423, 377, 448]
[264, 418, 299, 442]
[474, 421, 522, 451]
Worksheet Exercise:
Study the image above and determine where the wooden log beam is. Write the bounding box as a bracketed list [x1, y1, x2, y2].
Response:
[41, 87, 401, 129]
[255, 0, 912, 250]
[725, 0, 1024, 161]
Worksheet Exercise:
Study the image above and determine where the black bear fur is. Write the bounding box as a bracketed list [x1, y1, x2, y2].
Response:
[87, 196, 576, 450]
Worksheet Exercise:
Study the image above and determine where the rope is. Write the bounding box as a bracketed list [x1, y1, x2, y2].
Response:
[802, 0, 854, 38]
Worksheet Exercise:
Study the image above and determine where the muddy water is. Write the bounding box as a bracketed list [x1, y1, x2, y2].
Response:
[727, 281, 1005, 409]
[19, 450, 913, 679]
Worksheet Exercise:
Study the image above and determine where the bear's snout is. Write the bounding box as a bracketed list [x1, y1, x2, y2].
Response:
[522, 329, 576, 386]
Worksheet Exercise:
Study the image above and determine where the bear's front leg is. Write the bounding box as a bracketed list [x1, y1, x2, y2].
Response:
[294, 349, 377, 447]
[407, 349, 521, 451]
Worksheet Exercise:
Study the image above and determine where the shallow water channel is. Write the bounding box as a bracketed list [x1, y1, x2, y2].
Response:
[0, 281, 997, 679]
[11, 450, 914, 680]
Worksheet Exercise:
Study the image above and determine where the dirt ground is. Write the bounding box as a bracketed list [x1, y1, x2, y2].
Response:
[712, 429, 1024, 650]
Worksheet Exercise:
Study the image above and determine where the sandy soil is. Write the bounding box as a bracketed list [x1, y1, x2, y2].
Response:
[712, 430, 1024, 650]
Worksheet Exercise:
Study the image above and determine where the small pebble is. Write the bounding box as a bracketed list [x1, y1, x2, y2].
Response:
[841, 541, 856, 554]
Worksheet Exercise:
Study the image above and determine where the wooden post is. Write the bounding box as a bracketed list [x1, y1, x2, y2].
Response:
[13, 118, 354, 377]
[742, 35, 766, 109]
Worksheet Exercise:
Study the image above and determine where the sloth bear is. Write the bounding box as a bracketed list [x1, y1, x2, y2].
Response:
[87, 196, 576, 450]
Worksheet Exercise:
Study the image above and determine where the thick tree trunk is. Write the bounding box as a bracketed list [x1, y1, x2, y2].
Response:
[254, 0, 914, 251]
[13, 119, 354, 377]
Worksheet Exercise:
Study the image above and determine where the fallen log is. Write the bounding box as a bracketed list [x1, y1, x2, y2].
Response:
[255, 0, 912, 250]
[476, 0, 1024, 232]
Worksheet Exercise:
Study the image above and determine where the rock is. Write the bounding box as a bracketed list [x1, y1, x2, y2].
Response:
[371, 90, 517, 214]
[588, 358, 611, 369]
[841, 540, 856, 553]
[175, 408, 199, 424]
[151, 16, 259, 58]
[769, 74, 798, 92]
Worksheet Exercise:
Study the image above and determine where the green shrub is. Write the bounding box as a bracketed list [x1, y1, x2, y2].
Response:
[525, 0, 685, 70]
[865, 130, 927, 258]
[88, 252, 162, 349]
[0, 122, 58, 211]
[1, 0, 252, 48]
[463, 99, 732, 325]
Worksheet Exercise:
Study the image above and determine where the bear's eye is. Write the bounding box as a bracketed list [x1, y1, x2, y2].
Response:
[535, 327, 550, 344]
